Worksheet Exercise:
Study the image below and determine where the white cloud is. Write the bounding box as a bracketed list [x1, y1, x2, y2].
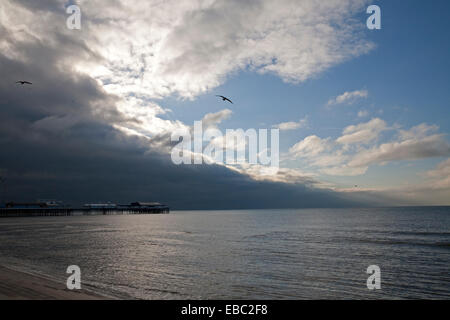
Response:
[201, 109, 233, 129]
[337, 118, 387, 145]
[327, 89, 369, 106]
[274, 117, 308, 131]
[114, 97, 182, 137]
[398, 123, 439, 141]
[289, 135, 331, 158]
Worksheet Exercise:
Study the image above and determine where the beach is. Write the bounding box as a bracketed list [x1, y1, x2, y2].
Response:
[0, 266, 108, 300]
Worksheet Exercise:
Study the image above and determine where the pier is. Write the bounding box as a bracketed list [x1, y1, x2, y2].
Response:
[0, 201, 169, 217]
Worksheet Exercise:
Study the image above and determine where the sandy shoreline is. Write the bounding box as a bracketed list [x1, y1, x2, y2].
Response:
[0, 265, 110, 300]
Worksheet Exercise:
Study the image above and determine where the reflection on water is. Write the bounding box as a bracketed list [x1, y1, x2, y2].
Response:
[0, 207, 449, 299]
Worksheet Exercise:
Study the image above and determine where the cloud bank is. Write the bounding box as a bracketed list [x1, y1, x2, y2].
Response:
[290, 119, 450, 178]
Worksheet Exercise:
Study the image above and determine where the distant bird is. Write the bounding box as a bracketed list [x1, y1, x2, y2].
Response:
[16, 81, 32, 85]
[216, 95, 233, 104]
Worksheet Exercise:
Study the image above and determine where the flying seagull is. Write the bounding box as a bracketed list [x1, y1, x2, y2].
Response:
[216, 95, 233, 104]
[16, 81, 32, 85]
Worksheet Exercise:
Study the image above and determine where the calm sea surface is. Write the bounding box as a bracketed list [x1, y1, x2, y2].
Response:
[0, 207, 449, 299]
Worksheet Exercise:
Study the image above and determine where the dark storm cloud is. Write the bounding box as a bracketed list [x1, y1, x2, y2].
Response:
[1, 137, 361, 209]
[0, 0, 369, 209]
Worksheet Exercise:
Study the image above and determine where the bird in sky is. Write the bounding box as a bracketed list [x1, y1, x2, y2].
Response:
[16, 80, 32, 85]
[216, 95, 233, 104]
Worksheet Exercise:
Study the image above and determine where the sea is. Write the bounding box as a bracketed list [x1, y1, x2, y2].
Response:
[0, 207, 449, 299]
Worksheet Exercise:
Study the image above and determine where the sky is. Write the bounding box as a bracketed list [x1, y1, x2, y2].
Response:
[0, 0, 449, 208]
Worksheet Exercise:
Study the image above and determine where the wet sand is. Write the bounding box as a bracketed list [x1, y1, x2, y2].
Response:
[0, 266, 109, 300]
